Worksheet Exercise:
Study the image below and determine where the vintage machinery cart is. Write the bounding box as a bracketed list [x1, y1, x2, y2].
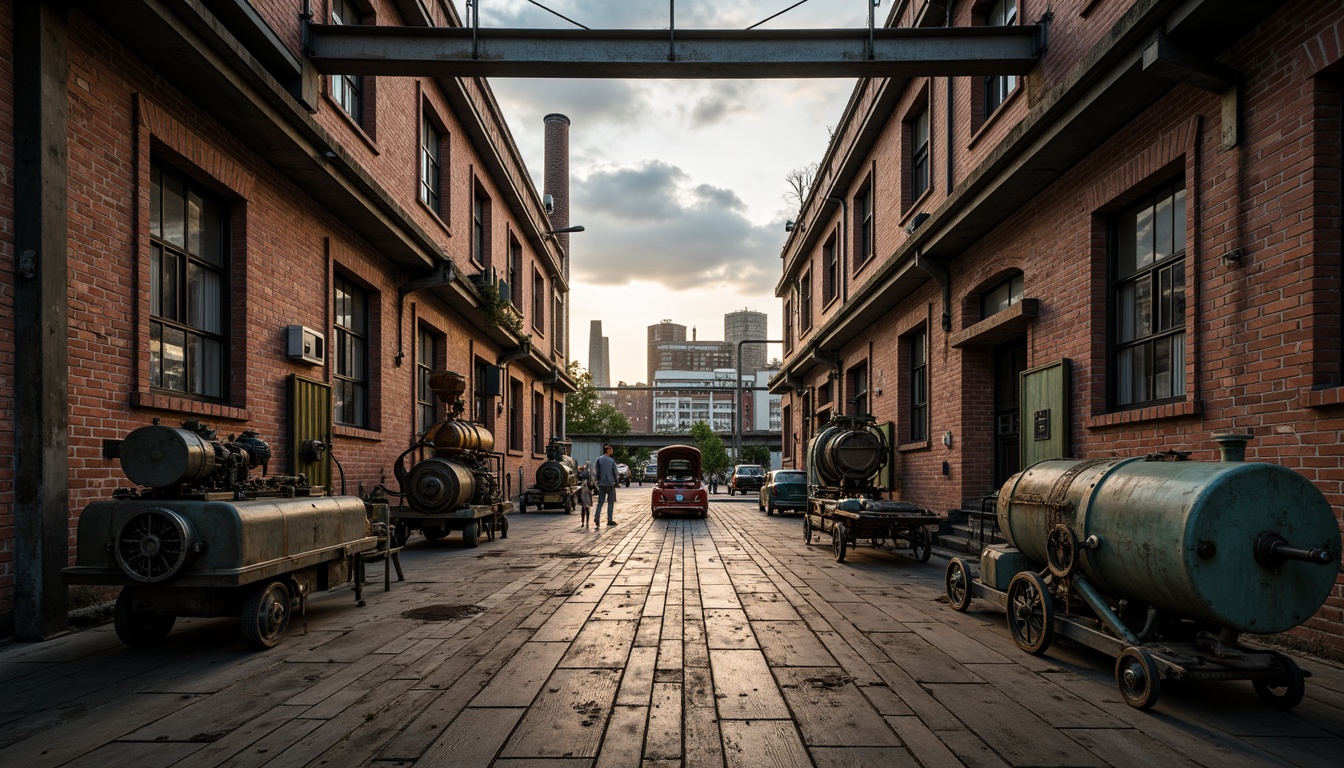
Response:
[802, 414, 938, 563]
[805, 498, 938, 563]
[519, 437, 582, 514]
[64, 421, 380, 650]
[383, 371, 513, 547]
[944, 435, 1340, 710]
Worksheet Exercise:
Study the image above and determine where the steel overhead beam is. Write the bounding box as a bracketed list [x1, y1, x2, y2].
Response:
[306, 25, 1042, 79]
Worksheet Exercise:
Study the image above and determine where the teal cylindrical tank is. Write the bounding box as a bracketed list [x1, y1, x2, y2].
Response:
[997, 437, 1341, 634]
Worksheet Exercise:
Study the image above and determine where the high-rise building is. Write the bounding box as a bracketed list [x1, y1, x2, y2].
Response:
[588, 320, 609, 387]
[725, 309, 768, 375]
[646, 320, 687, 384]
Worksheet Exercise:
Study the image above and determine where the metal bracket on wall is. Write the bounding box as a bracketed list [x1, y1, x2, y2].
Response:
[1141, 31, 1242, 148]
[395, 261, 456, 367]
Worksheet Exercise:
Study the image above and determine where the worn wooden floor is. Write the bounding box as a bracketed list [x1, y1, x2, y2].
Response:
[2, 495, 1342, 767]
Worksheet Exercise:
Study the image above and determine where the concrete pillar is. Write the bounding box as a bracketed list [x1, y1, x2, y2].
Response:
[12, 0, 71, 640]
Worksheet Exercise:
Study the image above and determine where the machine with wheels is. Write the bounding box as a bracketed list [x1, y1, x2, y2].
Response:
[381, 371, 513, 546]
[944, 434, 1340, 710]
[519, 437, 582, 514]
[63, 420, 380, 650]
[802, 415, 938, 563]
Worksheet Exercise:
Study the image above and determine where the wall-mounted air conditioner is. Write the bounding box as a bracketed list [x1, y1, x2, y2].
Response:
[286, 325, 326, 366]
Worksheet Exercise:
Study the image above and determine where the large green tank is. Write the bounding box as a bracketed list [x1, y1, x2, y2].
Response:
[996, 436, 1340, 634]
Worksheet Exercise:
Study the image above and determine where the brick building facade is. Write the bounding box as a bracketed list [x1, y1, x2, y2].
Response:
[772, 0, 1344, 650]
[2, 0, 576, 638]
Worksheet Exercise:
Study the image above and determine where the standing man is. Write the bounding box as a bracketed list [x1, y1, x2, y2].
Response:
[594, 444, 620, 527]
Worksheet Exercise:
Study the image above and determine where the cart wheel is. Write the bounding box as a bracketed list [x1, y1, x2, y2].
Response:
[1253, 651, 1305, 710]
[833, 523, 848, 563]
[945, 558, 973, 612]
[1046, 524, 1078, 578]
[462, 521, 479, 548]
[1115, 647, 1162, 710]
[910, 526, 932, 563]
[242, 580, 292, 650]
[803, 516, 813, 544]
[114, 588, 176, 647]
[422, 525, 448, 541]
[1006, 571, 1053, 655]
[500, 515, 510, 540]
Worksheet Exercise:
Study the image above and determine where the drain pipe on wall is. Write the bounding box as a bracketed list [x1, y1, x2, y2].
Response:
[914, 250, 952, 333]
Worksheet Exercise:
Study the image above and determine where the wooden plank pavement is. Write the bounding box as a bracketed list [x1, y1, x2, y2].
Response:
[1, 495, 1342, 767]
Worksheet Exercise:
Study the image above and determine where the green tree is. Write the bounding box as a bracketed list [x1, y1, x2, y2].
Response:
[565, 361, 631, 436]
[741, 444, 771, 467]
[690, 420, 731, 476]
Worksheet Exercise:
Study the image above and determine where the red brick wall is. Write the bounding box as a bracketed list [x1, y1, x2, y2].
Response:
[0, 2, 568, 624]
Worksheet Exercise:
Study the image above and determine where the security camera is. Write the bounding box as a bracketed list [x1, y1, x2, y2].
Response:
[543, 194, 555, 215]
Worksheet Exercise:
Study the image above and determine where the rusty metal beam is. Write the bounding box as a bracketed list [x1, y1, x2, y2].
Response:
[306, 24, 1042, 79]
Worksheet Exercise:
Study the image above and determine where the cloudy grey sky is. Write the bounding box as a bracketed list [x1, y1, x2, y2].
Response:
[452, 1, 867, 383]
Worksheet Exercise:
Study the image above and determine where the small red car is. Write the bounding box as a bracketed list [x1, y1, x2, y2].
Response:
[651, 444, 708, 519]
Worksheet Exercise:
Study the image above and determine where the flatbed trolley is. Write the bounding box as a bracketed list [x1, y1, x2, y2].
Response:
[804, 498, 939, 563]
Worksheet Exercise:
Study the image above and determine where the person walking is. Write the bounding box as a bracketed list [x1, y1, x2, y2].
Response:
[576, 461, 595, 527]
[594, 444, 619, 528]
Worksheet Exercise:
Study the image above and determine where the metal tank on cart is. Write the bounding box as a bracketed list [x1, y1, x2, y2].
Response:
[520, 437, 582, 514]
[945, 434, 1340, 709]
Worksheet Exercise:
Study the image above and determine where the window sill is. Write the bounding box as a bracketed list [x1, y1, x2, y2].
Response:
[334, 424, 382, 441]
[418, 198, 453, 239]
[897, 439, 931, 453]
[132, 392, 251, 422]
[1086, 399, 1203, 430]
[968, 86, 1024, 150]
[901, 188, 934, 224]
[1299, 386, 1344, 410]
[326, 93, 379, 154]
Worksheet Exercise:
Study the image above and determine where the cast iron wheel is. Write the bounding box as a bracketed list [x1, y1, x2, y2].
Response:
[1115, 646, 1162, 709]
[1253, 651, 1306, 710]
[1006, 571, 1054, 655]
[462, 521, 479, 548]
[910, 526, 932, 563]
[803, 516, 813, 544]
[832, 522, 848, 563]
[113, 588, 176, 647]
[421, 526, 448, 541]
[500, 515, 510, 539]
[242, 580, 292, 650]
[1045, 524, 1079, 578]
[945, 558, 973, 612]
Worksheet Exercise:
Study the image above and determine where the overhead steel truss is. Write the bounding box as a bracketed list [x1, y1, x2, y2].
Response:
[304, 24, 1045, 79]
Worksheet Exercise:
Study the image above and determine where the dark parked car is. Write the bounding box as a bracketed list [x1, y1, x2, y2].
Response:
[641, 462, 658, 485]
[727, 464, 765, 496]
[651, 445, 708, 518]
[758, 469, 807, 516]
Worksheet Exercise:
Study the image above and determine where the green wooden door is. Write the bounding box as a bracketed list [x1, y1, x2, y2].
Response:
[1020, 359, 1070, 466]
[289, 374, 333, 490]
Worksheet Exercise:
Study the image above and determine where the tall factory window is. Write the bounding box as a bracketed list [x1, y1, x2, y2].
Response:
[799, 271, 813, 332]
[471, 183, 491, 268]
[782, 404, 793, 460]
[848, 363, 869, 417]
[416, 326, 443, 435]
[822, 235, 837, 304]
[532, 269, 546, 334]
[982, 0, 1018, 119]
[508, 236, 523, 311]
[1112, 180, 1186, 408]
[855, 180, 874, 268]
[149, 163, 228, 400]
[553, 291, 565, 354]
[509, 377, 524, 452]
[419, 109, 444, 215]
[783, 299, 794, 353]
[907, 328, 928, 441]
[910, 105, 930, 201]
[331, 0, 372, 133]
[533, 391, 546, 454]
[334, 275, 370, 427]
